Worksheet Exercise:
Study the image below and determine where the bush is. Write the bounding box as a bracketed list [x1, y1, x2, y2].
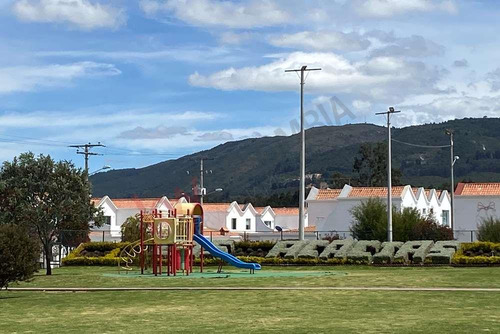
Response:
[393, 241, 434, 264]
[350, 198, 387, 241]
[297, 240, 330, 259]
[234, 241, 276, 257]
[477, 217, 500, 243]
[62, 241, 128, 266]
[452, 242, 500, 265]
[265, 241, 308, 259]
[372, 242, 403, 264]
[350, 198, 453, 242]
[318, 239, 356, 260]
[121, 214, 145, 243]
[346, 240, 381, 264]
[425, 241, 461, 264]
[0, 224, 40, 289]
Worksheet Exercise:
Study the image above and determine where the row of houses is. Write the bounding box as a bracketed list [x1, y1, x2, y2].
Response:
[92, 182, 499, 242]
[91, 196, 305, 239]
[306, 184, 451, 232]
[306, 182, 500, 241]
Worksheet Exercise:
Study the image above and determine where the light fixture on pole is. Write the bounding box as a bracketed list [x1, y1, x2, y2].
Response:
[90, 165, 111, 176]
[285, 65, 321, 241]
[376, 107, 401, 242]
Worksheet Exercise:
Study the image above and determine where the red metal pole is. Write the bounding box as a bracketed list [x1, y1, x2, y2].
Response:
[140, 210, 144, 275]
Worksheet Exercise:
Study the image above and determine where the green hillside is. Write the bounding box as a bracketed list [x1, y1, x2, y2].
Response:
[90, 118, 500, 200]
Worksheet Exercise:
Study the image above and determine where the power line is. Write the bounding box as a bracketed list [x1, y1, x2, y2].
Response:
[392, 138, 450, 149]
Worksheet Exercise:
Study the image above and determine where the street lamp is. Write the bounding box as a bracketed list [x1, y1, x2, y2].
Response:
[90, 165, 111, 175]
[446, 129, 457, 235]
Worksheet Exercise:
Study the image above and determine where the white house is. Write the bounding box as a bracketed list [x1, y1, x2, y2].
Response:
[306, 185, 451, 234]
[91, 196, 187, 238]
[454, 182, 500, 241]
[201, 202, 305, 233]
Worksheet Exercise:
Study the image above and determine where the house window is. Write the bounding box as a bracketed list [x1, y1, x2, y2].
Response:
[231, 218, 237, 230]
[442, 210, 450, 226]
[103, 216, 111, 225]
[246, 218, 251, 230]
[264, 221, 272, 228]
[422, 208, 427, 215]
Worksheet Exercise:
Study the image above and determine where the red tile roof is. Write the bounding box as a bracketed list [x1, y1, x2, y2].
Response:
[348, 186, 406, 198]
[273, 207, 300, 216]
[112, 198, 162, 209]
[316, 189, 342, 200]
[455, 183, 500, 196]
[201, 203, 231, 212]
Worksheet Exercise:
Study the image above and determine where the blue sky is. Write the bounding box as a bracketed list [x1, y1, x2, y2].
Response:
[1, 0, 499, 172]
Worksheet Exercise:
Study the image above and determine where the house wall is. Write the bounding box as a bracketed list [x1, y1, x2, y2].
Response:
[454, 195, 500, 241]
[204, 211, 227, 230]
[258, 210, 275, 230]
[311, 198, 403, 232]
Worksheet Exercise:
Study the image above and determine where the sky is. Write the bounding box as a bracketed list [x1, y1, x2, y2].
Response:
[1, 0, 499, 172]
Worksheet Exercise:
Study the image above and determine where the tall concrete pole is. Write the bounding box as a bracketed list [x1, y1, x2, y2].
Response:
[447, 130, 456, 235]
[285, 65, 321, 241]
[376, 107, 400, 242]
[200, 158, 204, 205]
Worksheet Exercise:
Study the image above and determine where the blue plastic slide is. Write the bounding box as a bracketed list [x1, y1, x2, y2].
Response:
[193, 234, 261, 271]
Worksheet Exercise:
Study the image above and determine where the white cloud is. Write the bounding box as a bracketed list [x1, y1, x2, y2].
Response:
[13, 0, 126, 30]
[219, 31, 254, 45]
[268, 31, 371, 52]
[189, 51, 444, 100]
[37, 46, 242, 64]
[352, 0, 457, 18]
[370, 35, 445, 58]
[139, 0, 289, 28]
[0, 61, 120, 94]
[194, 130, 233, 141]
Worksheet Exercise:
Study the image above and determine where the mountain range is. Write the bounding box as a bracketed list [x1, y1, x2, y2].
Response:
[90, 117, 500, 201]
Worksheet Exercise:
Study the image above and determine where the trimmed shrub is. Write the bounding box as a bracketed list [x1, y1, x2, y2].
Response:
[410, 219, 453, 242]
[319, 239, 356, 260]
[346, 240, 382, 264]
[425, 241, 461, 264]
[0, 224, 40, 289]
[393, 241, 434, 264]
[372, 242, 404, 264]
[194, 239, 235, 258]
[477, 217, 500, 243]
[234, 241, 276, 257]
[62, 241, 128, 266]
[452, 242, 500, 265]
[297, 240, 330, 259]
[265, 240, 308, 259]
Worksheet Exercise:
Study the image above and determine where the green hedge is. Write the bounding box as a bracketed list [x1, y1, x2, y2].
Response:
[319, 239, 356, 260]
[452, 242, 500, 265]
[265, 241, 308, 259]
[393, 241, 434, 264]
[234, 241, 276, 257]
[62, 242, 128, 266]
[346, 240, 381, 264]
[425, 241, 461, 264]
[372, 242, 404, 264]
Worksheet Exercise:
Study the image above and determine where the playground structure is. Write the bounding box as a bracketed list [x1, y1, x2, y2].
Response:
[119, 203, 261, 275]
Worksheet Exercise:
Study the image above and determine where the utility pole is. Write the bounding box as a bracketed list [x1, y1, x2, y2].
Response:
[376, 107, 401, 242]
[446, 129, 458, 236]
[198, 157, 214, 205]
[69, 142, 105, 173]
[285, 65, 321, 241]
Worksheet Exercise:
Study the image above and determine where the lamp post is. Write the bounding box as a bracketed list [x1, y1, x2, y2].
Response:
[376, 107, 401, 242]
[285, 65, 321, 241]
[446, 129, 458, 235]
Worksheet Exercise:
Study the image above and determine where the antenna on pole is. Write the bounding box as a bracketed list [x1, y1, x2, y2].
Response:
[285, 65, 321, 241]
[376, 107, 401, 242]
[69, 142, 105, 173]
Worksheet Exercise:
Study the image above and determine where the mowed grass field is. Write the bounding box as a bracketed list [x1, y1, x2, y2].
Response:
[1, 266, 500, 333]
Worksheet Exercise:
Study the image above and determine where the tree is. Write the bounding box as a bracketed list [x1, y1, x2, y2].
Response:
[0, 153, 102, 275]
[350, 198, 453, 242]
[121, 214, 143, 242]
[0, 224, 40, 289]
[477, 217, 500, 242]
[353, 142, 402, 187]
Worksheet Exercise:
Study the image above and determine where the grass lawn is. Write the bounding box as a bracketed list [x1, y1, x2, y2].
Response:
[1, 266, 500, 333]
